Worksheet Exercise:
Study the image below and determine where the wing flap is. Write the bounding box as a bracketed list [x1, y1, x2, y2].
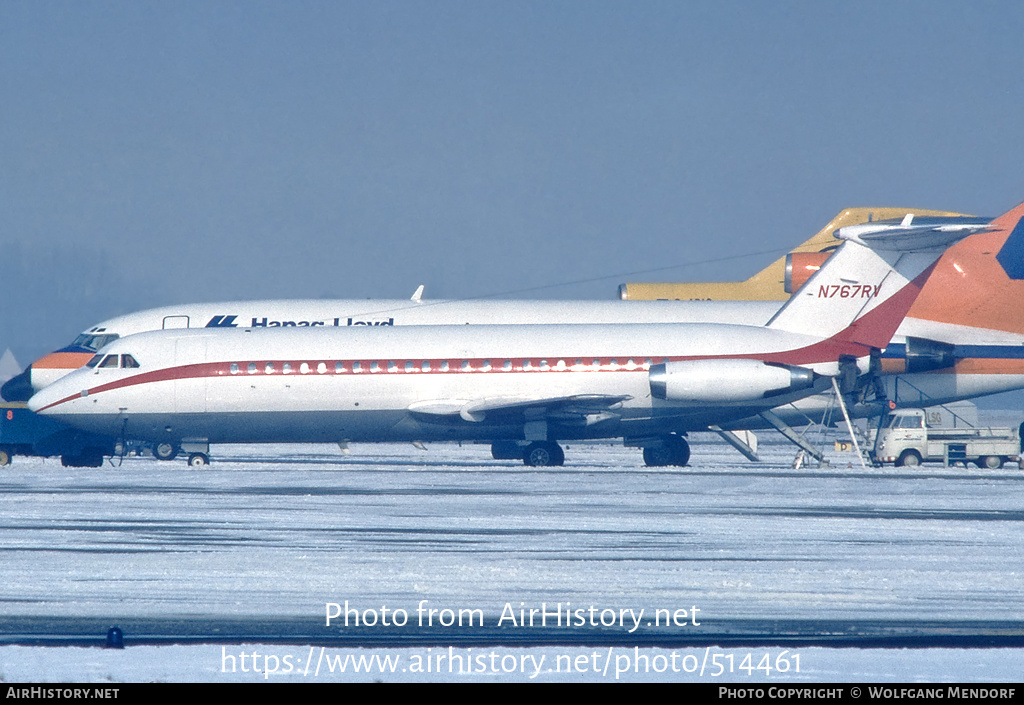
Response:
[408, 394, 631, 424]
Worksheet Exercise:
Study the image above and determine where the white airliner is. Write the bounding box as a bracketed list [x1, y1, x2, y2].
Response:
[28, 223, 960, 467]
[1, 299, 779, 401]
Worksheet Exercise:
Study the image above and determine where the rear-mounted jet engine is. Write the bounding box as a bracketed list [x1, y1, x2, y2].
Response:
[649, 359, 819, 403]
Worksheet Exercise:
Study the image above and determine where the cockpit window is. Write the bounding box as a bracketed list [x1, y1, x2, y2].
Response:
[98, 355, 119, 368]
[85, 354, 103, 369]
[121, 354, 140, 369]
[71, 333, 121, 352]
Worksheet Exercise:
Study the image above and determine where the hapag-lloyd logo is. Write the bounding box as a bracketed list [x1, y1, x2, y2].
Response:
[206, 315, 395, 328]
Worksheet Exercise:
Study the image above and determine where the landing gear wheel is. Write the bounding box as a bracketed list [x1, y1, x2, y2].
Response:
[491, 441, 524, 460]
[896, 449, 922, 467]
[153, 442, 179, 461]
[523, 441, 564, 467]
[643, 435, 690, 467]
[0, 448, 10, 466]
[980, 455, 1003, 469]
[187, 453, 210, 467]
[61, 450, 104, 468]
[643, 445, 673, 467]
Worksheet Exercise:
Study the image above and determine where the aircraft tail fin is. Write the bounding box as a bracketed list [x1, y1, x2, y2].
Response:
[898, 200, 1024, 336]
[765, 213, 987, 349]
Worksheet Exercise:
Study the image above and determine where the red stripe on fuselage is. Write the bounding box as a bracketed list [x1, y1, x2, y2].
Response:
[35, 338, 876, 414]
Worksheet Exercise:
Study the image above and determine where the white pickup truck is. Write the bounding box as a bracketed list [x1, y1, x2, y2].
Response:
[872, 408, 1022, 468]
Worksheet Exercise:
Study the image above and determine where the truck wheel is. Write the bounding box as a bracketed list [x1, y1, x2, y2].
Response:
[0, 449, 10, 466]
[980, 455, 1003, 469]
[896, 450, 922, 467]
[153, 442, 179, 461]
[187, 453, 210, 467]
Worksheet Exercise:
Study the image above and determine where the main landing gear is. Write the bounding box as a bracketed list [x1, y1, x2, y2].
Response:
[523, 441, 565, 467]
[490, 441, 566, 466]
[492, 435, 691, 468]
[641, 434, 690, 467]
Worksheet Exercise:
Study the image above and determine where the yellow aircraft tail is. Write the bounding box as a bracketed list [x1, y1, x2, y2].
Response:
[618, 208, 975, 301]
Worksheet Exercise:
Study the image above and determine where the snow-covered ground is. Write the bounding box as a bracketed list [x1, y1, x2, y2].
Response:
[1, 425, 1021, 682]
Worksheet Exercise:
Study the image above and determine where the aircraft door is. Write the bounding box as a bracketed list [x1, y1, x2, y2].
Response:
[174, 338, 207, 413]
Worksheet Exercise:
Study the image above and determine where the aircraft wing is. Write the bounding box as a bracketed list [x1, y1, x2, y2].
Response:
[408, 394, 631, 426]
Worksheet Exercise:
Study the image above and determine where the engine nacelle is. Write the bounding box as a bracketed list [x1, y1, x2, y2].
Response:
[784, 251, 833, 294]
[905, 336, 955, 373]
[649, 359, 819, 403]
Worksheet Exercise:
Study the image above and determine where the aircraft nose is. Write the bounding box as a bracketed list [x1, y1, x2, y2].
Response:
[26, 385, 56, 414]
[1, 366, 33, 402]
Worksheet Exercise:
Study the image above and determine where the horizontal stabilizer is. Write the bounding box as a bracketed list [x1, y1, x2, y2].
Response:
[836, 220, 990, 251]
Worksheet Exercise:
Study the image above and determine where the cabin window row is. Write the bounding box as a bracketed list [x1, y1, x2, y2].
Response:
[225, 358, 661, 376]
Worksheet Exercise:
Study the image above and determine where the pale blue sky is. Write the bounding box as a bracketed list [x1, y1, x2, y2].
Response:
[3, 1, 1024, 361]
